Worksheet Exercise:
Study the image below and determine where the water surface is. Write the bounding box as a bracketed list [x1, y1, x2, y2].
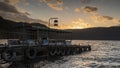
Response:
[38, 40, 120, 68]
[1, 40, 120, 68]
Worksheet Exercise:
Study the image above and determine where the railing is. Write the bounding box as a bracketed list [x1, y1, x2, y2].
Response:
[0, 31, 34, 39]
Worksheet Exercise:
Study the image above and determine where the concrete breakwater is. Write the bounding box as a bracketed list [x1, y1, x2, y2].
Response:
[0, 45, 91, 63]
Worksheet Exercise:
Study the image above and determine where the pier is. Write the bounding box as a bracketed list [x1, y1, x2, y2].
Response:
[0, 43, 91, 63]
[0, 25, 91, 63]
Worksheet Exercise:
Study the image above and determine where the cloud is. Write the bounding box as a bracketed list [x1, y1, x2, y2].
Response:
[0, 2, 20, 13]
[0, 1, 30, 16]
[83, 6, 120, 27]
[4, 0, 20, 5]
[23, 2, 29, 6]
[83, 6, 97, 13]
[81, 0, 91, 3]
[90, 14, 120, 27]
[0, 11, 47, 25]
[42, 0, 63, 4]
[102, 16, 113, 20]
[55, 18, 91, 29]
[0, 1, 47, 25]
[71, 18, 91, 27]
[56, 0, 62, 4]
[16, 7, 31, 15]
[75, 8, 81, 12]
[91, 14, 114, 22]
[20, 0, 30, 6]
[47, 3, 63, 11]
[39, 0, 63, 11]
[112, 19, 120, 24]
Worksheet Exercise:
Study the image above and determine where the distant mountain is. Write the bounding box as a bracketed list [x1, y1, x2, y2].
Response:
[0, 16, 47, 31]
[51, 26, 120, 40]
[62, 27, 120, 40]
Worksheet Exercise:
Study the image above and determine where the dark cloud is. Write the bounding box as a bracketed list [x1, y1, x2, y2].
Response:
[0, 1, 29, 15]
[102, 16, 113, 20]
[4, 0, 20, 5]
[0, 11, 47, 24]
[0, 2, 20, 13]
[4, 0, 10, 3]
[83, 6, 97, 12]
[0, 1, 46, 24]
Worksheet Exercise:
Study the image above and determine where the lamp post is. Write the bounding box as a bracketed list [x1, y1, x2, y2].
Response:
[48, 17, 58, 28]
[48, 17, 58, 39]
[22, 23, 25, 40]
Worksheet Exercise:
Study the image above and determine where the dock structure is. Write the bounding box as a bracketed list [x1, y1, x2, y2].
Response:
[0, 25, 91, 63]
[0, 44, 91, 63]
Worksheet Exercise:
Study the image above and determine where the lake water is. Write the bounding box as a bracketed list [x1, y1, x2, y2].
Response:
[1, 40, 120, 68]
[35, 40, 120, 68]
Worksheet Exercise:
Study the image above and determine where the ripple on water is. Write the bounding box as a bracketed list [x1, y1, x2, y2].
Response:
[1, 40, 120, 68]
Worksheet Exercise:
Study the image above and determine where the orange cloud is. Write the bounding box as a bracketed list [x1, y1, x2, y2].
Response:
[91, 14, 114, 22]
[91, 14, 120, 27]
[71, 18, 91, 28]
[57, 0, 63, 4]
[52, 18, 91, 29]
[112, 19, 120, 24]
[40, 0, 63, 11]
[75, 8, 81, 12]
[47, 3, 63, 11]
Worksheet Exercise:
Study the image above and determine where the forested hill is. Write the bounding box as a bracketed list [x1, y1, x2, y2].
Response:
[0, 16, 47, 31]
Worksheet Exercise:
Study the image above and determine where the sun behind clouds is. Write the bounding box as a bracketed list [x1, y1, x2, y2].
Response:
[52, 18, 91, 29]
[73, 26, 84, 29]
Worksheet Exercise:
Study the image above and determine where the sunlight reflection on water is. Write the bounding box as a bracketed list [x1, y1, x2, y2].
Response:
[1, 40, 120, 68]
[39, 40, 120, 68]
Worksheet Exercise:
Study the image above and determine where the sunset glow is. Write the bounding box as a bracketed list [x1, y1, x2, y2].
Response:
[73, 26, 84, 29]
[0, 0, 120, 29]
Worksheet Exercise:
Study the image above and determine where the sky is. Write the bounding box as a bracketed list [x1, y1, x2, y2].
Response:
[0, 0, 120, 29]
